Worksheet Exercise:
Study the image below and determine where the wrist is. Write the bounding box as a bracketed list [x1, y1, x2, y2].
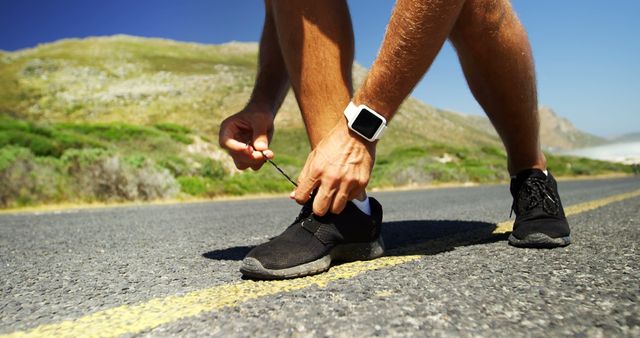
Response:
[244, 100, 276, 117]
[337, 117, 378, 152]
[353, 86, 395, 121]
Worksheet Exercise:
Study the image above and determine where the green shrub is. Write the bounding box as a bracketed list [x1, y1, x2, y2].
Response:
[178, 176, 207, 196]
[58, 123, 161, 141]
[481, 145, 507, 158]
[0, 130, 61, 156]
[0, 146, 33, 171]
[169, 133, 192, 144]
[200, 158, 226, 179]
[61, 148, 112, 167]
[124, 154, 148, 168]
[51, 130, 107, 150]
[158, 155, 190, 176]
[0, 146, 68, 207]
[222, 171, 293, 195]
[63, 150, 178, 201]
[178, 176, 224, 196]
[154, 123, 191, 134]
[0, 115, 30, 132]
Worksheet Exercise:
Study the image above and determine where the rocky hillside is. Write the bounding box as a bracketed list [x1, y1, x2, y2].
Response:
[537, 106, 605, 150]
[0, 35, 502, 154]
[1, 35, 604, 153]
[1, 35, 629, 208]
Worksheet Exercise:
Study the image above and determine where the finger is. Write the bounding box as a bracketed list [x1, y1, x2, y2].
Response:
[219, 123, 250, 152]
[249, 162, 265, 171]
[313, 184, 337, 216]
[294, 157, 317, 204]
[252, 125, 270, 152]
[222, 137, 251, 154]
[294, 175, 318, 205]
[330, 186, 351, 214]
[262, 149, 275, 159]
[233, 157, 251, 170]
[249, 149, 268, 161]
[347, 171, 369, 201]
[226, 146, 262, 170]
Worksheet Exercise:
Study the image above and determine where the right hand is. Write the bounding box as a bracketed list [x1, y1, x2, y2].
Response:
[218, 105, 275, 170]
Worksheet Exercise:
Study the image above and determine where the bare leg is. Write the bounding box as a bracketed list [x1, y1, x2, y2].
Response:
[449, 0, 546, 175]
[270, 0, 354, 148]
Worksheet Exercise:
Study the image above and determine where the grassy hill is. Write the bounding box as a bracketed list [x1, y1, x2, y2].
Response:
[0, 35, 631, 208]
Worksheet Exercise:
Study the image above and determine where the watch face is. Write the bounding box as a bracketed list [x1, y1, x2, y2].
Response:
[352, 108, 383, 139]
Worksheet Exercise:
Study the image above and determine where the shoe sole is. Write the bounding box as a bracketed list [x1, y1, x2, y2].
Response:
[240, 237, 385, 280]
[508, 233, 572, 248]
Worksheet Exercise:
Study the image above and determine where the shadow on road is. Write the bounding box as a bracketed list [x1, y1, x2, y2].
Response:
[202, 220, 508, 261]
[383, 220, 507, 256]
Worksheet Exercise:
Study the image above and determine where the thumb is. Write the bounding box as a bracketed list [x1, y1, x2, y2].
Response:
[252, 125, 270, 152]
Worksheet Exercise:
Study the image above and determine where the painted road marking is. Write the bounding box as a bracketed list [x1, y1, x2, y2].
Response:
[3, 189, 639, 338]
[1, 256, 422, 338]
[493, 188, 640, 234]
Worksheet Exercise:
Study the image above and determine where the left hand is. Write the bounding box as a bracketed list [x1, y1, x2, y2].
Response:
[292, 119, 376, 216]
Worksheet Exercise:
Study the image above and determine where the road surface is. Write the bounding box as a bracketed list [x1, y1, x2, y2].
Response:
[1, 177, 639, 337]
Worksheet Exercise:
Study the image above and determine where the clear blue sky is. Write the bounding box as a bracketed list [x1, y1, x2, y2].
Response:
[1, 0, 638, 137]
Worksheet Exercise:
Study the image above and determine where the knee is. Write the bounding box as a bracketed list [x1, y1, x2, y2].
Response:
[450, 0, 510, 42]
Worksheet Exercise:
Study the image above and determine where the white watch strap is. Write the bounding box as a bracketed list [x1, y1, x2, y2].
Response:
[344, 101, 359, 122]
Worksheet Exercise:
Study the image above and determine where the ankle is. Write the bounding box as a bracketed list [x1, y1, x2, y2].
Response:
[508, 154, 547, 176]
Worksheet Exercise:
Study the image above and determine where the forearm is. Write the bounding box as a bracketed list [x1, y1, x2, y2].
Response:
[248, 1, 290, 115]
[354, 0, 464, 121]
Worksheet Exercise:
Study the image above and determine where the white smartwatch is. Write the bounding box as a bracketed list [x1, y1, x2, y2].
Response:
[343, 102, 387, 142]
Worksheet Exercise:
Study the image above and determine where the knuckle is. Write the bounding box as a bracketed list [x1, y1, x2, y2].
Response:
[345, 176, 359, 185]
[310, 164, 322, 177]
[332, 203, 345, 214]
[294, 190, 310, 204]
[313, 203, 328, 216]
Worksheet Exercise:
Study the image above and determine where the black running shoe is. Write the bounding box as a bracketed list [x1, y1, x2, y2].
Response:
[508, 169, 572, 248]
[240, 197, 384, 280]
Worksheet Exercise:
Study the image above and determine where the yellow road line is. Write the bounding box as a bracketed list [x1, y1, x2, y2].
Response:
[3, 189, 639, 338]
[493, 188, 640, 234]
[2, 256, 421, 338]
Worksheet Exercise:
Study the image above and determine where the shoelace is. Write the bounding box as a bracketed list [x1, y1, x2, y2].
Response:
[259, 151, 313, 224]
[511, 177, 559, 218]
[261, 151, 298, 188]
[293, 200, 314, 224]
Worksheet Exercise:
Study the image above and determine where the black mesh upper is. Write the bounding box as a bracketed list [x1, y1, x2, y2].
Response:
[245, 197, 383, 269]
[510, 169, 570, 239]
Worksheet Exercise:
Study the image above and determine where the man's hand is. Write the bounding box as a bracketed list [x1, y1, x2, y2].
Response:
[219, 105, 275, 170]
[292, 119, 376, 216]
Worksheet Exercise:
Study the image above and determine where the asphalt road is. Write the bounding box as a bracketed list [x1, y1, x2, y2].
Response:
[1, 177, 639, 337]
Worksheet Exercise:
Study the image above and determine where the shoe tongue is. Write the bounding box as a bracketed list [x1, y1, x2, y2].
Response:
[510, 168, 547, 197]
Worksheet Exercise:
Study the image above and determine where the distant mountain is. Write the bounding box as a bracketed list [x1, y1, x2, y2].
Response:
[609, 132, 640, 144]
[537, 107, 606, 151]
[439, 106, 606, 151]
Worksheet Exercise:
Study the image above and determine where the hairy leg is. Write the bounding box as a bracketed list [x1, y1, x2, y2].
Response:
[449, 0, 546, 175]
[270, 0, 354, 148]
